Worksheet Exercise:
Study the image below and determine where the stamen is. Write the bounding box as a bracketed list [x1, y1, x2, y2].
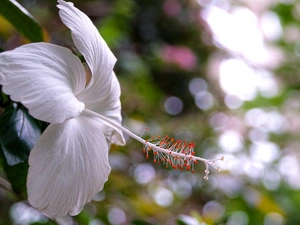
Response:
[140, 127, 149, 137]
[84, 109, 223, 180]
[143, 135, 223, 179]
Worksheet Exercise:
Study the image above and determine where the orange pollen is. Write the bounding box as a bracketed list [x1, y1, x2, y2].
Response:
[142, 134, 223, 179]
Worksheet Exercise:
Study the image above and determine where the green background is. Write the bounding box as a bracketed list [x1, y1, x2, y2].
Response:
[0, 0, 299, 224]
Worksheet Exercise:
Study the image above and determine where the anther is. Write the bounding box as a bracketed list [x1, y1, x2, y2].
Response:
[141, 133, 223, 180]
[140, 127, 149, 138]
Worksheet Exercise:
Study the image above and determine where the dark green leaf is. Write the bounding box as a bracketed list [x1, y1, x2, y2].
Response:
[0, 103, 41, 166]
[176, 219, 189, 225]
[0, 0, 43, 42]
[0, 90, 11, 108]
[1, 155, 28, 196]
[30, 221, 57, 225]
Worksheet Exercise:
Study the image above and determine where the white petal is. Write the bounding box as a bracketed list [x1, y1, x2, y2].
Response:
[84, 105, 125, 146]
[27, 111, 111, 217]
[0, 43, 86, 123]
[84, 102, 125, 146]
[57, 0, 117, 102]
[78, 71, 120, 108]
[83, 72, 125, 146]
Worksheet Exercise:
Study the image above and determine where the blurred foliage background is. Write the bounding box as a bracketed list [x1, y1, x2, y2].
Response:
[1, 0, 300, 224]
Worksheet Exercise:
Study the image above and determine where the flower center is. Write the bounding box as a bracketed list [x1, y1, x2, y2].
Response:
[83, 63, 92, 87]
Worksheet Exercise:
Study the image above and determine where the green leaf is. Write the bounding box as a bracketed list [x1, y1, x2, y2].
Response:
[0, 0, 43, 42]
[30, 221, 57, 225]
[176, 220, 189, 225]
[0, 103, 41, 166]
[1, 156, 28, 196]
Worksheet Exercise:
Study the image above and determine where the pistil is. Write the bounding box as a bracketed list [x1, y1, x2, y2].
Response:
[84, 109, 223, 179]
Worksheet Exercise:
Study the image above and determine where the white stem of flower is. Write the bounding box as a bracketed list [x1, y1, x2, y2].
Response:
[84, 109, 147, 144]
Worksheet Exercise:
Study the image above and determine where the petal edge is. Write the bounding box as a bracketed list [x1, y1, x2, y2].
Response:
[57, 0, 117, 103]
[27, 113, 111, 216]
[0, 43, 86, 123]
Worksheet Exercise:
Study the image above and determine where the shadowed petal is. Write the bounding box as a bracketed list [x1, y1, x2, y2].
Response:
[57, 0, 117, 103]
[27, 111, 111, 216]
[0, 43, 86, 124]
[84, 72, 125, 145]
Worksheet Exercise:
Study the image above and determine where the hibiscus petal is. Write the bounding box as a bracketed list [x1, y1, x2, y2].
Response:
[27, 111, 111, 216]
[83, 72, 125, 146]
[0, 43, 86, 123]
[57, 0, 117, 102]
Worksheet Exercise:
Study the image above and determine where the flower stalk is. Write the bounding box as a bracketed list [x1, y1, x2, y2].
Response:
[85, 109, 224, 179]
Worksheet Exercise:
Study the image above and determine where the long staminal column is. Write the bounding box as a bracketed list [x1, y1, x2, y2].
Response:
[84, 109, 224, 179]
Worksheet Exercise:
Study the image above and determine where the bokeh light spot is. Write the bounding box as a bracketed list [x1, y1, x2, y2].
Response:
[108, 207, 126, 225]
[151, 186, 174, 207]
[134, 163, 156, 184]
[250, 141, 280, 163]
[10, 202, 47, 225]
[170, 179, 192, 199]
[210, 112, 229, 131]
[189, 78, 207, 96]
[264, 212, 285, 225]
[262, 169, 281, 191]
[90, 218, 105, 225]
[248, 128, 268, 143]
[194, 91, 214, 110]
[219, 58, 257, 101]
[164, 96, 183, 115]
[93, 191, 106, 202]
[227, 211, 249, 225]
[202, 201, 224, 221]
[278, 155, 300, 189]
[260, 11, 282, 41]
[218, 130, 244, 153]
[257, 70, 279, 98]
[245, 108, 287, 133]
[224, 94, 244, 109]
